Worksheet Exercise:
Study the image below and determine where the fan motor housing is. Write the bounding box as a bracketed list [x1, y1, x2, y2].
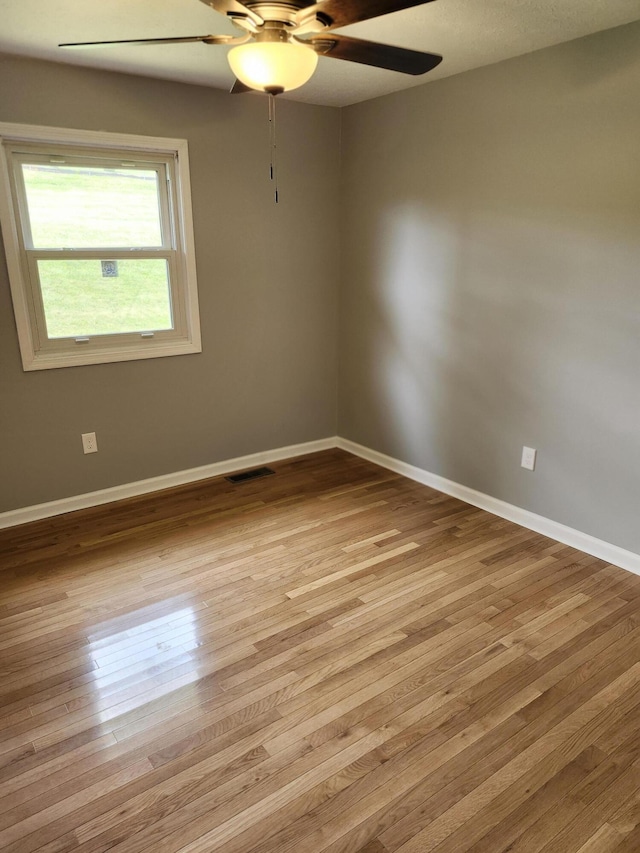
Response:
[244, 2, 306, 26]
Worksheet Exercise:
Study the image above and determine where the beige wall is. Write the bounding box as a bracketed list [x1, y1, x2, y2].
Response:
[339, 22, 640, 553]
[0, 54, 341, 511]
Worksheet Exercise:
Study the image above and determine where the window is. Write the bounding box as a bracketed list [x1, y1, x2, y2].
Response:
[0, 123, 201, 370]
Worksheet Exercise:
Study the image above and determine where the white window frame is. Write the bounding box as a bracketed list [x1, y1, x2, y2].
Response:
[0, 122, 201, 371]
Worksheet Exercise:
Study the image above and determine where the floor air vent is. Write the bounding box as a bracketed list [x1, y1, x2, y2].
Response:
[225, 466, 275, 484]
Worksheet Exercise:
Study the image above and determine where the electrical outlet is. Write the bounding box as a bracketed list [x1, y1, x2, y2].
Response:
[82, 432, 98, 454]
[521, 446, 537, 471]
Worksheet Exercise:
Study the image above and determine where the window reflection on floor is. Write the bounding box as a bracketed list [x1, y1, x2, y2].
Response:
[86, 605, 201, 724]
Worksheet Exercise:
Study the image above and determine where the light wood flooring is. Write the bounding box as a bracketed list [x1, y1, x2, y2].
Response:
[2, 449, 640, 853]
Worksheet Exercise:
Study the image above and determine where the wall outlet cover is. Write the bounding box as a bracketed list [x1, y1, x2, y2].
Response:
[521, 446, 537, 471]
[82, 432, 98, 454]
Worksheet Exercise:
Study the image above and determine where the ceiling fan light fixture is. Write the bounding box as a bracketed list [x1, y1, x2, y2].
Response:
[228, 41, 318, 93]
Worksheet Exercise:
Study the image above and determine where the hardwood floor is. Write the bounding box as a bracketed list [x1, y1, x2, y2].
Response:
[1, 448, 640, 853]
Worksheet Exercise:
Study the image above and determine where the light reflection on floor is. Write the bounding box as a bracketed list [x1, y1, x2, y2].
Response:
[86, 605, 201, 724]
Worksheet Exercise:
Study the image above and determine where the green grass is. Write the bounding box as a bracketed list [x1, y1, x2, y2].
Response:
[38, 259, 172, 338]
[24, 165, 163, 248]
[23, 165, 174, 337]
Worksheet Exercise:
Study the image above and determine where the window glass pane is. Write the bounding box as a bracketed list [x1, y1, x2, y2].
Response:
[37, 259, 173, 338]
[22, 164, 163, 249]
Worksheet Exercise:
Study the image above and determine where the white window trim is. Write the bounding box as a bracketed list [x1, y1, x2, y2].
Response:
[0, 122, 201, 371]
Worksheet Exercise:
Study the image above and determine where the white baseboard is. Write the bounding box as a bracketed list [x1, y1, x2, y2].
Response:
[0, 437, 338, 530]
[336, 437, 640, 577]
[3, 435, 639, 578]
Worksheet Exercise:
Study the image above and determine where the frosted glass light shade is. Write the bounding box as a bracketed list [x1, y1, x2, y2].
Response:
[228, 42, 318, 93]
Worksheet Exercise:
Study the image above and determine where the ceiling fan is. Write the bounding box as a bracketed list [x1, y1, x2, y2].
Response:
[59, 0, 443, 95]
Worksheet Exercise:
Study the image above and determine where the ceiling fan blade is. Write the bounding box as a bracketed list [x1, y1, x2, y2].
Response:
[302, 0, 437, 31]
[59, 35, 228, 49]
[198, 0, 264, 26]
[299, 33, 442, 75]
[230, 79, 253, 94]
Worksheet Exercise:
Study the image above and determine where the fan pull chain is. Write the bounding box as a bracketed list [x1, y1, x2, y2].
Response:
[268, 93, 279, 204]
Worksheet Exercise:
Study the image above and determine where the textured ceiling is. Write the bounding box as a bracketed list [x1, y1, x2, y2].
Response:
[1, 0, 639, 106]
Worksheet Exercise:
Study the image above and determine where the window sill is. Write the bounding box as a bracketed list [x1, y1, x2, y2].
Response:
[23, 338, 202, 371]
